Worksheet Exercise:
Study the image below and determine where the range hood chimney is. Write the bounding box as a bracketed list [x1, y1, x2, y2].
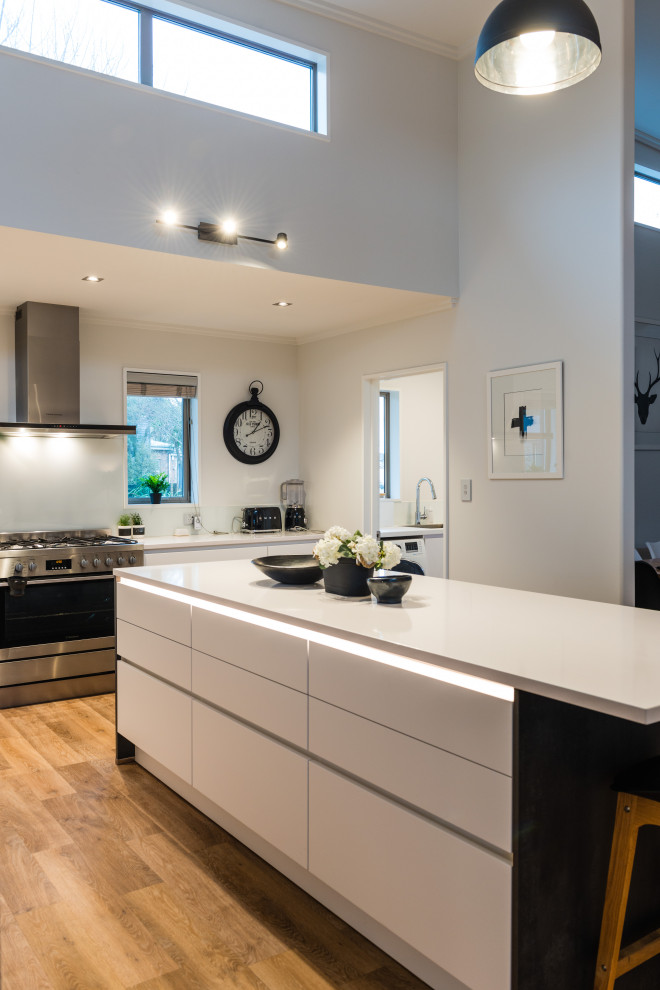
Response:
[0, 302, 136, 438]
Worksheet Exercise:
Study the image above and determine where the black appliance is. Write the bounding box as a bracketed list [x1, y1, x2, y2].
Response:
[0, 530, 143, 707]
[285, 505, 306, 531]
[241, 506, 282, 533]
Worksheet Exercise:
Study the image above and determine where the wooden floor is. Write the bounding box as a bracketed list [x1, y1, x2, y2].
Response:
[0, 694, 430, 990]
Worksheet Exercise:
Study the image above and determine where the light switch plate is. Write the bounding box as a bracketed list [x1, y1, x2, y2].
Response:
[461, 479, 472, 502]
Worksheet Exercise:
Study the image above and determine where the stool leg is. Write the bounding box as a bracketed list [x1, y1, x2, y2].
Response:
[593, 793, 640, 990]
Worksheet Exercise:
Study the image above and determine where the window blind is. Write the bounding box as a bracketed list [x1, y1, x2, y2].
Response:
[127, 371, 197, 398]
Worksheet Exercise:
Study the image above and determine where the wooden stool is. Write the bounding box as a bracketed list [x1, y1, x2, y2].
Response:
[594, 757, 660, 989]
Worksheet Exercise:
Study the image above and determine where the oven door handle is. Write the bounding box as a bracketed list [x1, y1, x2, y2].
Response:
[0, 574, 115, 588]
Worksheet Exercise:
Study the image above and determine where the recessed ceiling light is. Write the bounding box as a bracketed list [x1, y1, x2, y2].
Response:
[82, 275, 104, 282]
[273, 300, 292, 307]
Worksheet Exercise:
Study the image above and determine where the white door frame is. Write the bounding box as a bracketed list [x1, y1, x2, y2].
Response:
[362, 362, 448, 575]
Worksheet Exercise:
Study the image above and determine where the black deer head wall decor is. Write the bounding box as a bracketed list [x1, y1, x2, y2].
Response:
[635, 349, 660, 425]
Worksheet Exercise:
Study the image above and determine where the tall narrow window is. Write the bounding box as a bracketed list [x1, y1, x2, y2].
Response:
[635, 171, 660, 230]
[126, 371, 197, 504]
[379, 391, 391, 498]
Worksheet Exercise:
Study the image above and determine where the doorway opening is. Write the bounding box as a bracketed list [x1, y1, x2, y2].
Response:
[362, 363, 447, 574]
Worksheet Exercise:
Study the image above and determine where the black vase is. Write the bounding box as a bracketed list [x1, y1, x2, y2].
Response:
[149, 492, 162, 504]
[323, 557, 373, 597]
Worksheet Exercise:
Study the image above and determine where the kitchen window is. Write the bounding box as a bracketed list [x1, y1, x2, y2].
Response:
[126, 371, 198, 504]
[0, 0, 325, 133]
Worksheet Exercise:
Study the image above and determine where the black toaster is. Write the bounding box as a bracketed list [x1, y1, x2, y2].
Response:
[242, 506, 282, 532]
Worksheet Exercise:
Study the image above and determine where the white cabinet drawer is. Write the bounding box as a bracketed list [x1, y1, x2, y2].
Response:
[117, 619, 191, 690]
[192, 608, 307, 691]
[309, 698, 511, 851]
[117, 660, 192, 783]
[116, 581, 190, 645]
[144, 546, 258, 565]
[309, 642, 512, 775]
[192, 700, 307, 868]
[267, 542, 316, 555]
[192, 650, 307, 748]
[309, 764, 511, 990]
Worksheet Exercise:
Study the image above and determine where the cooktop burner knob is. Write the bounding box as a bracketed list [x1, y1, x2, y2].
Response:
[93, 558, 101, 568]
[117, 555, 125, 566]
[105, 556, 113, 568]
[80, 558, 89, 569]
[13, 562, 23, 574]
[28, 561, 37, 572]
[128, 555, 136, 565]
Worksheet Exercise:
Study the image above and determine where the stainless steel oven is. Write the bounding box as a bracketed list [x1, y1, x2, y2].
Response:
[0, 530, 143, 707]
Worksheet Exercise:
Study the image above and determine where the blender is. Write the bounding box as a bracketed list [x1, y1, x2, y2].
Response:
[280, 479, 307, 531]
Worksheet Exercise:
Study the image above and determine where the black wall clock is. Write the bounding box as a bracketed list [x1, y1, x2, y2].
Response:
[223, 381, 280, 464]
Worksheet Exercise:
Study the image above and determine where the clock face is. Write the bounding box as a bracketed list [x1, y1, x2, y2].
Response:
[223, 398, 280, 463]
[232, 407, 275, 458]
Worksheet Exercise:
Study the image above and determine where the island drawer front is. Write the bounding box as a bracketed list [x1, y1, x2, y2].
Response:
[117, 660, 192, 783]
[309, 764, 511, 990]
[192, 608, 307, 692]
[192, 650, 307, 748]
[309, 642, 512, 775]
[116, 581, 191, 645]
[192, 700, 308, 868]
[309, 698, 511, 851]
[117, 619, 191, 690]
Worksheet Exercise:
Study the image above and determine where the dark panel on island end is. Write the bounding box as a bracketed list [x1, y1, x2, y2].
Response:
[515, 691, 660, 990]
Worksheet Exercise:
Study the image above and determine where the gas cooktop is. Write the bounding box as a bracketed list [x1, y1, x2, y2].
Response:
[0, 530, 143, 580]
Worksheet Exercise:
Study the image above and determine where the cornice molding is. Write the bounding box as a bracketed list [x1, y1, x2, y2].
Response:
[272, 0, 459, 58]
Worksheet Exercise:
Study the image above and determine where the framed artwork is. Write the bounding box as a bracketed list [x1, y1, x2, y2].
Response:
[635, 324, 660, 449]
[487, 361, 563, 479]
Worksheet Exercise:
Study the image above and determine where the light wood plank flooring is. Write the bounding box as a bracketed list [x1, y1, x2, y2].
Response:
[0, 695, 430, 990]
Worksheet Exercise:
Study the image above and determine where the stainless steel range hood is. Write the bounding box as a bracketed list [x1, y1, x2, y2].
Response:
[0, 302, 136, 438]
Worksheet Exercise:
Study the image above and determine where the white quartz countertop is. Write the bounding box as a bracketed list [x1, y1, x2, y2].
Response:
[117, 559, 660, 724]
[378, 527, 444, 537]
[141, 531, 322, 551]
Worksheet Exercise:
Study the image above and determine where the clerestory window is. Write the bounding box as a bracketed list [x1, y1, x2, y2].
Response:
[635, 168, 660, 230]
[0, 0, 325, 133]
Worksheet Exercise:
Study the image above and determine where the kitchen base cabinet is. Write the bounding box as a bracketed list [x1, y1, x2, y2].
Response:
[309, 763, 511, 990]
[116, 660, 191, 783]
[192, 699, 308, 868]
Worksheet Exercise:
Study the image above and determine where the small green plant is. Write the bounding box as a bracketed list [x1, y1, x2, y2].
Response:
[118, 513, 131, 526]
[131, 512, 143, 525]
[139, 472, 170, 495]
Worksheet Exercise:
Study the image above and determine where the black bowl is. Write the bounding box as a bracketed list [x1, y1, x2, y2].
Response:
[367, 571, 412, 604]
[252, 555, 323, 585]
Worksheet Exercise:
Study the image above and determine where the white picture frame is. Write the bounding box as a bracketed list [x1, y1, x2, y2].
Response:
[487, 361, 563, 480]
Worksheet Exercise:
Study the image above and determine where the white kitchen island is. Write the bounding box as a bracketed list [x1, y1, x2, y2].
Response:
[114, 560, 660, 990]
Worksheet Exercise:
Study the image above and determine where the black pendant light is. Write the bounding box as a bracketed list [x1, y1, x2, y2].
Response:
[475, 0, 602, 96]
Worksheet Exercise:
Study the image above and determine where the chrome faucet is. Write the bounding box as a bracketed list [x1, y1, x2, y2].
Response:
[415, 477, 437, 525]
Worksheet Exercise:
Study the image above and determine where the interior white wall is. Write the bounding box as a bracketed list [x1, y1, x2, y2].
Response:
[0, 310, 299, 534]
[379, 372, 445, 526]
[0, 0, 458, 297]
[300, 0, 634, 604]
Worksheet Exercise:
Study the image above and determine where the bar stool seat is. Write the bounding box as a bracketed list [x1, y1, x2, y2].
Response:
[594, 756, 660, 989]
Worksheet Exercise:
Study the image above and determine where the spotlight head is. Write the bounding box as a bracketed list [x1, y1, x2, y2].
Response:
[161, 209, 178, 225]
[275, 232, 288, 250]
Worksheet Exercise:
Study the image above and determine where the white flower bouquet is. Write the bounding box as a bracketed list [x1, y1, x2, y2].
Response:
[313, 526, 402, 570]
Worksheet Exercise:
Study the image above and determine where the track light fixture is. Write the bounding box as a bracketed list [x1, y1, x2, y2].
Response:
[475, 0, 601, 96]
[157, 214, 288, 250]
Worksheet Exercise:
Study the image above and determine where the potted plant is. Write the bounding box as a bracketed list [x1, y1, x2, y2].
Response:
[131, 512, 145, 536]
[139, 472, 170, 504]
[313, 526, 402, 597]
[117, 513, 132, 537]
